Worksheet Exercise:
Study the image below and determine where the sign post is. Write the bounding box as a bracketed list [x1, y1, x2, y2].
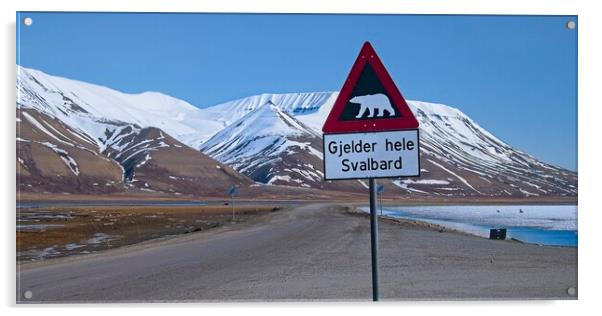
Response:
[321, 42, 420, 301]
[228, 185, 237, 222]
[377, 183, 384, 216]
[369, 178, 379, 301]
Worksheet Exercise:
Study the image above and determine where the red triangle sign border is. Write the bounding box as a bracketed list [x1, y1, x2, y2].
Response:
[322, 42, 419, 134]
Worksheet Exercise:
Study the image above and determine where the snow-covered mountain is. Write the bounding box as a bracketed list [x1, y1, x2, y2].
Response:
[17, 66, 251, 195]
[198, 100, 364, 192]
[16, 66, 577, 198]
[17, 66, 223, 149]
[198, 92, 577, 197]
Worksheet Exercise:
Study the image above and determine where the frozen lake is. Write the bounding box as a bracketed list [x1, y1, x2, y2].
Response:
[361, 204, 577, 247]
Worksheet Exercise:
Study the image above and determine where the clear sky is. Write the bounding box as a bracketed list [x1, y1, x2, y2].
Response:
[16, 12, 577, 171]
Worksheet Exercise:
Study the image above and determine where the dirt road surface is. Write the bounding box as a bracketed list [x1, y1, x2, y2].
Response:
[17, 203, 577, 302]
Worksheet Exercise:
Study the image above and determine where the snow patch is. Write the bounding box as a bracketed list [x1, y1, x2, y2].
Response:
[428, 159, 481, 194]
[401, 179, 450, 185]
[267, 175, 292, 184]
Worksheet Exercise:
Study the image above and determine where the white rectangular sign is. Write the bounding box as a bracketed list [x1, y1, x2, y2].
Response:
[323, 130, 420, 180]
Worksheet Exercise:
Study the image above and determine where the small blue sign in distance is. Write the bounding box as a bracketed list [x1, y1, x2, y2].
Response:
[227, 185, 237, 197]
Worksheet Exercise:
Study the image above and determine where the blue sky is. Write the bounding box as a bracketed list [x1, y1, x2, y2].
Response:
[16, 12, 577, 171]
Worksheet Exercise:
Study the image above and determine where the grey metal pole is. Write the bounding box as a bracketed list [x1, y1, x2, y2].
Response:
[369, 178, 379, 301]
[380, 192, 383, 216]
[232, 196, 235, 221]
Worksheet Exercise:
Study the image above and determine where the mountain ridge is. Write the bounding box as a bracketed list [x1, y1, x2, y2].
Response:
[16, 66, 577, 198]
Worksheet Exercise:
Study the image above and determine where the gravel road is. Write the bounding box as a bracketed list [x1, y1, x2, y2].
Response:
[17, 203, 577, 302]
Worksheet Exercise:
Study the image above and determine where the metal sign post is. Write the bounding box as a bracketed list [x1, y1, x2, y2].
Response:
[377, 184, 384, 216]
[228, 185, 237, 222]
[321, 42, 421, 302]
[369, 178, 379, 301]
[380, 193, 383, 216]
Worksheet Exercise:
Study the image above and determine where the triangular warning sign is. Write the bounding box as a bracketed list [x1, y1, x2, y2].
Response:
[322, 42, 419, 134]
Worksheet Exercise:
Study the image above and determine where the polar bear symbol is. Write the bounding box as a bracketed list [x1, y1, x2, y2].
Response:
[350, 93, 395, 118]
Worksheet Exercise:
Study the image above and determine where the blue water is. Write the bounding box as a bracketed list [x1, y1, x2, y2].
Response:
[365, 205, 577, 247]
[506, 228, 577, 247]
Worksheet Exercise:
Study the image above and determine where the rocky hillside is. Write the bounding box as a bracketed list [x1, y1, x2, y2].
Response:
[17, 108, 124, 194]
[17, 66, 252, 196]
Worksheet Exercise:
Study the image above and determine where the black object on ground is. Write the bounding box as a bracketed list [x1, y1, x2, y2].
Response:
[489, 228, 507, 240]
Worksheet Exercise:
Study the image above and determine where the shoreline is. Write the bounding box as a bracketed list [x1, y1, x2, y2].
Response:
[382, 214, 577, 248]
[350, 204, 577, 248]
[347, 206, 535, 247]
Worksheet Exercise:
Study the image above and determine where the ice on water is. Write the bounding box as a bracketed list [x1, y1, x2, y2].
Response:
[361, 204, 577, 243]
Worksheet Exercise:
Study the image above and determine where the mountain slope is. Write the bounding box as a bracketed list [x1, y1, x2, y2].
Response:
[17, 108, 125, 194]
[17, 67, 254, 196]
[409, 101, 577, 197]
[200, 101, 364, 191]
[17, 66, 223, 148]
[200, 93, 577, 198]
[102, 124, 252, 195]
[17, 67, 577, 198]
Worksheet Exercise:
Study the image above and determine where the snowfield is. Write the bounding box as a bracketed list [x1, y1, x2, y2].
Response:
[360, 204, 577, 246]
[375, 204, 577, 231]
